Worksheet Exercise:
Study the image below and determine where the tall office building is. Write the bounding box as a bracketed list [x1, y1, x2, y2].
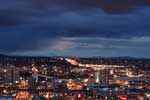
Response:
[94, 68, 110, 84]
[0, 65, 20, 84]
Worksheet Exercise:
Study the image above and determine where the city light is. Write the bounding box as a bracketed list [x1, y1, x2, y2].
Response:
[0, 56, 149, 99]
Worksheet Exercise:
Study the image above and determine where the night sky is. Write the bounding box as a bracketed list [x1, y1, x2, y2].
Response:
[0, 0, 150, 57]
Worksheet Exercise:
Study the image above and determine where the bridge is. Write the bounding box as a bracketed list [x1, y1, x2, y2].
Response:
[32, 73, 55, 81]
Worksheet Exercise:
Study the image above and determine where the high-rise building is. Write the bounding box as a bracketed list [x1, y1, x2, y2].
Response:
[94, 68, 110, 84]
[0, 65, 20, 84]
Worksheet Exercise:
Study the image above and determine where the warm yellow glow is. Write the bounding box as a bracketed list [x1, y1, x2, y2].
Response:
[45, 92, 50, 99]
[3, 90, 7, 93]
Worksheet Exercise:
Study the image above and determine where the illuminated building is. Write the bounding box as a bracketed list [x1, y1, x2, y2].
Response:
[94, 68, 110, 84]
[0, 66, 20, 84]
[67, 80, 83, 90]
[15, 91, 30, 100]
[95, 71, 100, 83]
[41, 65, 47, 76]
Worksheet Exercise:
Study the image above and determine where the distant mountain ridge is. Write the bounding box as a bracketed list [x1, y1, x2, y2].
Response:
[0, 54, 150, 60]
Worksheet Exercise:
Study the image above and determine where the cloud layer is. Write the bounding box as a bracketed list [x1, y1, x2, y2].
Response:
[0, 0, 150, 57]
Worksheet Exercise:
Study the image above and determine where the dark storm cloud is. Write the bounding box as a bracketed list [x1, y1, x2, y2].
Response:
[0, 0, 150, 57]
[0, 10, 19, 27]
[29, 0, 150, 13]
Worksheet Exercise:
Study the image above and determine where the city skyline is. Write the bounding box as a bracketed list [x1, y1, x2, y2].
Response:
[0, 0, 150, 57]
